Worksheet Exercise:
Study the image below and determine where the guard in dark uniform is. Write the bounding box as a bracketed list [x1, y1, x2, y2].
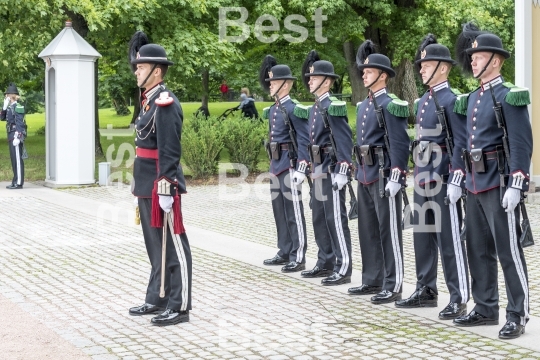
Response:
[299, 51, 353, 285]
[452, 23, 532, 340]
[395, 34, 470, 319]
[127, 31, 192, 326]
[1, 83, 26, 189]
[347, 41, 409, 304]
[259, 55, 310, 272]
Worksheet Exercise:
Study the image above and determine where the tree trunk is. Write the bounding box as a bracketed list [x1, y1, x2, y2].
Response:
[343, 40, 366, 104]
[387, 59, 418, 124]
[111, 87, 131, 116]
[201, 68, 209, 109]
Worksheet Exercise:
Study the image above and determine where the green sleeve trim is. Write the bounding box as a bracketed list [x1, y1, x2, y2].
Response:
[413, 98, 420, 117]
[293, 104, 310, 120]
[262, 107, 270, 120]
[15, 105, 25, 114]
[450, 88, 462, 96]
[386, 94, 409, 118]
[502, 82, 531, 106]
[328, 100, 348, 117]
[453, 94, 469, 116]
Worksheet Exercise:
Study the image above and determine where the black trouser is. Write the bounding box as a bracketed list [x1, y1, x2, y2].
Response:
[357, 180, 403, 293]
[413, 182, 469, 304]
[9, 140, 24, 186]
[466, 188, 529, 325]
[311, 173, 352, 276]
[139, 198, 192, 311]
[270, 169, 307, 263]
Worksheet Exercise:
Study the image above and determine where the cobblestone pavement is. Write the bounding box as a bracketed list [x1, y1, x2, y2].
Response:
[0, 182, 538, 359]
[64, 182, 540, 319]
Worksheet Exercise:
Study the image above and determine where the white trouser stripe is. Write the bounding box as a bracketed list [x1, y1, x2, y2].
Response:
[389, 196, 403, 292]
[289, 169, 305, 263]
[332, 173, 349, 275]
[507, 211, 529, 326]
[168, 211, 189, 312]
[15, 143, 22, 185]
[449, 203, 468, 302]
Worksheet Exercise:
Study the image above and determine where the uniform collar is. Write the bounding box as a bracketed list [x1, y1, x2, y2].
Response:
[481, 76, 503, 91]
[370, 87, 387, 99]
[142, 82, 164, 100]
[278, 95, 291, 104]
[430, 81, 449, 93]
[318, 92, 330, 101]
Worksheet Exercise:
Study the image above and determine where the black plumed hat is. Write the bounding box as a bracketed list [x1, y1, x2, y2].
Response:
[128, 31, 149, 72]
[356, 40, 395, 78]
[414, 34, 456, 73]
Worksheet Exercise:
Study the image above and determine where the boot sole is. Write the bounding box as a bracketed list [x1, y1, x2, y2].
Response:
[301, 272, 334, 278]
[395, 302, 438, 308]
[281, 266, 306, 273]
[372, 295, 402, 304]
[498, 329, 525, 339]
[454, 319, 499, 327]
[321, 278, 351, 286]
[348, 290, 381, 295]
[151, 315, 189, 326]
[129, 309, 164, 316]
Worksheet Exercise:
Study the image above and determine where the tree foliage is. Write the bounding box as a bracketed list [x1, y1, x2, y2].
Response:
[1, 0, 515, 114]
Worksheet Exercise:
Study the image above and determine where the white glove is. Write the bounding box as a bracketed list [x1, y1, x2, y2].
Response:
[385, 181, 401, 197]
[502, 188, 521, 213]
[333, 173, 348, 191]
[159, 195, 173, 213]
[133, 197, 138, 206]
[12, 137, 20, 146]
[447, 184, 462, 204]
[292, 171, 306, 185]
[3, 97, 9, 110]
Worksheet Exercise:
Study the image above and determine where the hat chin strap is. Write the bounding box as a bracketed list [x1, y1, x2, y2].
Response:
[366, 71, 383, 90]
[310, 76, 328, 96]
[139, 64, 158, 89]
[474, 52, 495, 80]
[270, 80, 287, 99]
[423, 61, 441, 86]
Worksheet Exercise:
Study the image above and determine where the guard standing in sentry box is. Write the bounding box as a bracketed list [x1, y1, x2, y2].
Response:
[395, 34, 470, 320]
[127, 31, 192, 326]
[259, 55, 310, 273]
[1, 83, 26, 189]
[299, 50, 353, 286]
[347, 41, 410, 304]
[452, 22, 533, 340]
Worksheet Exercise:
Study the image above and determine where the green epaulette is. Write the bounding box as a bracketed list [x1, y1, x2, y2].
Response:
[503, 82, 531, 106]
[413, 98, 420, 116]
[262, 106, 270, 120]
[327, 97, 347, 117]
[453, 93, 470, 116]
[293, 103, 310, 120]
[15, 105, 25, 114]
[386, 93, 409, 118]
[450, 88, 462, 96]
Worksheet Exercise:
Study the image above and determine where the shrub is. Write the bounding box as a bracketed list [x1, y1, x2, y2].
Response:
[182, 115, 224, 179]
[35, 126, 46, 136]
[222, 116, 266, 173]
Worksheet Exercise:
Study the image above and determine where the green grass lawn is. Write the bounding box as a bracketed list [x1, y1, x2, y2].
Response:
[0, 100, 359, 183]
